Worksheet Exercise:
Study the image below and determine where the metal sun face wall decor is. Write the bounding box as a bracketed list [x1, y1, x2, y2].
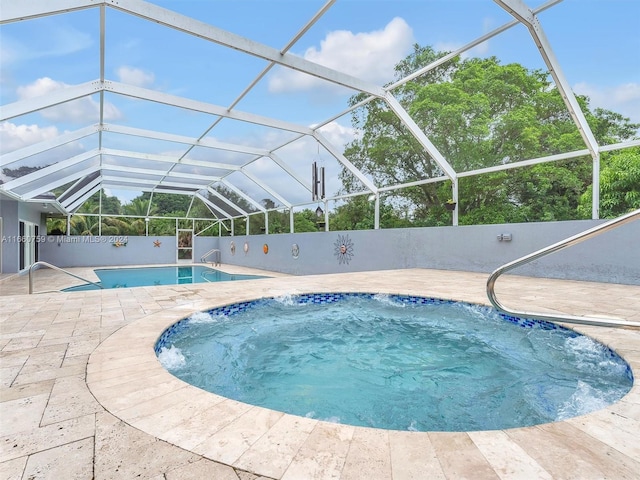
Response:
[334, 234, 354, 265]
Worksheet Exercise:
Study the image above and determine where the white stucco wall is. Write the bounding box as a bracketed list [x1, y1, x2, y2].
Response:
[35, 218, 639, 285]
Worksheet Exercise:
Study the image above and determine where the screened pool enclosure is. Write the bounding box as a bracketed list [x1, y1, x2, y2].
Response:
[1, 0, 638, 238]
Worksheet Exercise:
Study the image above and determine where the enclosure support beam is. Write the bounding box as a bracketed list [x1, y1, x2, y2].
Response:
[494, 0, 601, 218]
[384, 93, 457, 181]
[374, 194, 380, 230]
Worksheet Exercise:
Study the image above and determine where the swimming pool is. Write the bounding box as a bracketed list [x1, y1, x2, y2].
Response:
[64, 265, 267, 291]
[155, 292, 633, 432]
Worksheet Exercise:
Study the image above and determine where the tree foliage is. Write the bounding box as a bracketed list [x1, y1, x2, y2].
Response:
[45, 186, 307, 236]
[578, 149, 640, 218]
[337, 45, 639, 228]
[1, 165, 46, 183]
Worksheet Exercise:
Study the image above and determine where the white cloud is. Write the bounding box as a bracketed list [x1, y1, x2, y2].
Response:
[317, 121, 359, 150]
[0, 25, 93, 69]
[0, 121, 59, 154]
[573, 82, 640, 124]
[0, 121, 87, 178]
[116, 66, 155, 87]
[16, 77, 122, 124]
[16, 77, 59, 99]
[269, 17, 414, 93]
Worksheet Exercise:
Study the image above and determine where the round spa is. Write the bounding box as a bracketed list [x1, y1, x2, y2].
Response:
[154, 293, 633, 432]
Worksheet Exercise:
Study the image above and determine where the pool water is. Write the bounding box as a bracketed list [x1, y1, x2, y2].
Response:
[64, 265, 266, 291]
[156, 293, 633, 432]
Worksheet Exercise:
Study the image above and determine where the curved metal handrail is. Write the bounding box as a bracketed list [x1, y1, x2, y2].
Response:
[487, 209, 640, 328]
[29, 261, 103, 294]
[201, 248, 221, 266]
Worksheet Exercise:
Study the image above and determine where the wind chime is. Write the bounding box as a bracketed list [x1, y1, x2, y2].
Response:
[312, 144, 326, 225]
[311, 160, 325, 202]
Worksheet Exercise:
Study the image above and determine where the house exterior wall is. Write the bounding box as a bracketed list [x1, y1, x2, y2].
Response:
[211, 219, 639, 285]
[39, 235, 179, 267]
[0, 199, 19, 274]
[0, 199, 54, 273]
[37, 219, 640, 285]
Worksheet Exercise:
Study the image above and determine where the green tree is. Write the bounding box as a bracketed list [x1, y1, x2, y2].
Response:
[190, 197, 215, 221]
[330, 195, 415, 230]
[123, 198, 155, 217]
[330, 196, 375, 231]
[294, 209, 321, 232]
[262, 198, 277, 210]
[123, 198, 158, 235]
[75, 192, 122, 215]
[101, 217, 133, 235]
[100, 194, 123, 215]
[1, 165, 46, 181]
[247, 213, 266, 235]
[267, 210, 289, 234]
[46, 217, 67, 235]
[69, 215, 99, 235]
[75, 198, 99, 215]
[149, 193, 190, 216]
[150, 218, 177, 236]
[194, 219, 220, 236]
[578, 149, 640, 218]
[342, 46, 639, 225]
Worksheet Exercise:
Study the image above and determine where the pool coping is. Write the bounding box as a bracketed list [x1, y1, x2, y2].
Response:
[86, 275, 640, 479]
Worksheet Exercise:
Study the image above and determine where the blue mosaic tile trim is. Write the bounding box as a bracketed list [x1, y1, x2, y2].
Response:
[154, 292, 604, 355]
[155, 299, 270, 353]
[388, 294, 454, 306]
[204, 299, 270, 316]
[498, 313, 569, 332]
[624, 364, 634, 382]
[155, 319, 190, 354]
[294, 292, 368, 304]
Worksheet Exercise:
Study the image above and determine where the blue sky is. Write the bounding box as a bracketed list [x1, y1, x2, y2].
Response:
[1, 0, 639, 206]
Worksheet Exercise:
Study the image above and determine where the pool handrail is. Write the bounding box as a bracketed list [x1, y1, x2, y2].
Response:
[201, 248, 221, 266]
[487, 208, 640, 328]
[29, 261, 103, 294]
[200, 268, 218, 282]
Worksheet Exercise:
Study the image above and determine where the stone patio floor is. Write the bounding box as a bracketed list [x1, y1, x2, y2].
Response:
[1, 265, 639, 479]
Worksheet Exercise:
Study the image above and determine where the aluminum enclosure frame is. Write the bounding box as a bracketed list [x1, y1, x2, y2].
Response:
[1, 0, 636, 232]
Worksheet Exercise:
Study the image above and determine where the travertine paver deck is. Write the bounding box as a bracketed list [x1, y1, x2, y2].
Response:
[1, 266, 639, 479]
